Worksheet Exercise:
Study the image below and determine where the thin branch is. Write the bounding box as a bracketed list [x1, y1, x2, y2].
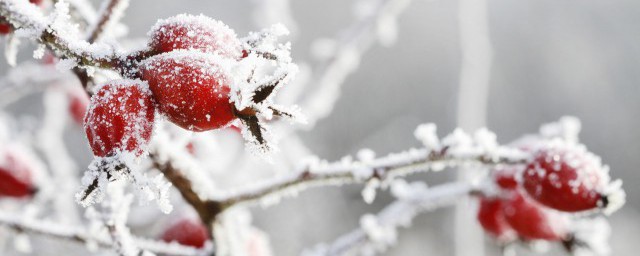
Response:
[0, 0, 146, 78]
[0, 211, 210, 256]
[87, 0, 128, 43]
[149, 152, 223, 227]
[298, 0, 412, 126]
[303, 182, 474, 255]
[211, 145, 526, 209]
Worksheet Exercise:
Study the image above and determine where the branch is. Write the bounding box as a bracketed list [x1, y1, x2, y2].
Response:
[0, 0, 146, 78]
[211, 141, 526, 209]
[302, 182, 474, 255]
[298, 0, 412, 126]
[87, 0, 128, 43]
[0, 211, 210, 256]
[149, 152, 223, 227]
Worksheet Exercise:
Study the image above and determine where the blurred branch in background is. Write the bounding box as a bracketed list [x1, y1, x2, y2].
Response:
[454, 0, 494, 254]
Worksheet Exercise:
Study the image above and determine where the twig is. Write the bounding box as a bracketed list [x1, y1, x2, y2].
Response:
[149, 152, 223, 228]
[298, 0, 412, 126]
[211, 145, 526, 209]
[0, 211, 210, 256]
[87, 0, 128, 43]
[303, 182, 474, 255]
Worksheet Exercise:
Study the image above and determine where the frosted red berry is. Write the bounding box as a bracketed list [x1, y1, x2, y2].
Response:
[501, 191, 567, 241]
[148, 14, 243, 59]
[140, 51, 236, 132]
[161, 219, 209, 248]
[84, 81, 156, 157]
[0, 150, 36, 198]
[477, 197, 516, 242]
[68, 88, 90, 125]
[522, 142, 607, 212]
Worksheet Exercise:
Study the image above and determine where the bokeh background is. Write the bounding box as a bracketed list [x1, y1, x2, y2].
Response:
[2, 0, 639, 255]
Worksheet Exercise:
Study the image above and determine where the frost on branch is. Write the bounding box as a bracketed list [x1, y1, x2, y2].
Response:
[75, 155, 173, 214]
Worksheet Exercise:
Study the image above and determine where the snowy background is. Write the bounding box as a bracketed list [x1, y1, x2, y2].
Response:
[2, 0, 640, 255]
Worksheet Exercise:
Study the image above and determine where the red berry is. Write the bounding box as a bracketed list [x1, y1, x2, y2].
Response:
[0, 23, 11, 35]
[522, 142, 608, 212]
[161, 219, 209, 248]
[501, 191, 567, 241]
[29, 0, 43, 5]
[0, 150, 36, 198]
[68, 87, 90, 125]
[140, 51, 236, 132]
[493, 167, 520, 190]
[477, 197, 516, 242]
[148, 14, 242, 59]
[84, 81, 156, 157]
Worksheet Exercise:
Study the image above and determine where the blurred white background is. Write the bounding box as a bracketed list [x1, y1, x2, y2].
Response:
[2, 0, 640, 255]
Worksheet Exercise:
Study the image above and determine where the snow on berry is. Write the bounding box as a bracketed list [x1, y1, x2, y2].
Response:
[522, 140, 625, 213]
[161, 218, 210, 248]
[501, 190, 568, 241]
[148, 14, 243, 59]
[140, 50, 236, 132]
[477, 197, 517, 243]
[84, 80, 156, 157]
[0, 148, 37, 198]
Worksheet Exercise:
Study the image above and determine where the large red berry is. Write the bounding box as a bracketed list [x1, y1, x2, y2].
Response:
[148, 14, 242, 59]
[477, 197, 516, 242]
[161, 219, 209, 248]
[0, 150, 36, 198]
[522, 141, 608, 212]
[68, 87, 90, 125]
[84, 81, 156, 157]
[501, 191, 567, 241]
[140, 51, 236, 131]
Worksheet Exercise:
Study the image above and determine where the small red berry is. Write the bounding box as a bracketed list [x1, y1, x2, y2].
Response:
[0, 150, 36, 198]
[477, 197, 516, 242]
[493, 167, 520, 190]
[148, 14, 243, 59]
[522, 141, 608, 212]
[161, 219, 209, 248]
[140, 51, 236, 132]
[68, 87, 90, 125]
[84, 81, 156, 157]
[501, 191, 567, 241]
[0, 23, 11, 35]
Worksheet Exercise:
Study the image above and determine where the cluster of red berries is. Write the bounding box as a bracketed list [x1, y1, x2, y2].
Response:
[0, 148, 38, 198]
[83, 14, 279, 158]
[0, 0, 43, 35]
[476, 140, 621, 246]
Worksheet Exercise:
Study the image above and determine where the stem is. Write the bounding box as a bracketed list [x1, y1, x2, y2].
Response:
[211, 146, 526, 209]
[87, 0, 127, 43]
[149, 152, 224, 229]
[305, 182, 474, 255]
[0, 211, 210, 256]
